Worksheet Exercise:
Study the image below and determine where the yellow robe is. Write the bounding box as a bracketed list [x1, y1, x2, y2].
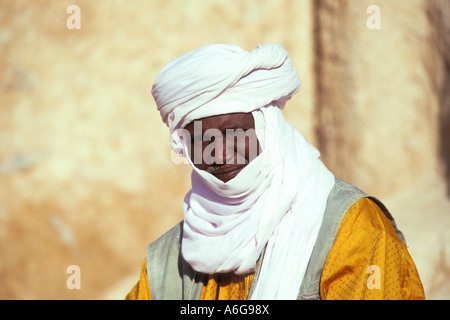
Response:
[125, 198, 425, 300]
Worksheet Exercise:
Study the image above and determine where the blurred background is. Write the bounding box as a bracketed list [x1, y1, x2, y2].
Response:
[0, 0, 448, 299]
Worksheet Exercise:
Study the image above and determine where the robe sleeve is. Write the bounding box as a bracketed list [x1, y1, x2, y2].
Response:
[320, 197, 425, 300]
[125, 259, 151, 300]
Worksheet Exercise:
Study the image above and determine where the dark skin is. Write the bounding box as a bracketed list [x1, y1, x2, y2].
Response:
[185, 112, 261, 182]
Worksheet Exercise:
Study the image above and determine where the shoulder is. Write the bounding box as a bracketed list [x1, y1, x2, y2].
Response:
[147, 221, 183, 256]
[337, 196, 407, 249]
[321, 197, 425, 299]
[339, 197, 400, 242]
[323, 196, 404, 281]
[324, 178, 370, 225]
[326, 178, 406, 245]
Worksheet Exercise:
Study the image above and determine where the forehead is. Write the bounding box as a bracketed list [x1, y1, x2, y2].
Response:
[185, 112, 254, 133]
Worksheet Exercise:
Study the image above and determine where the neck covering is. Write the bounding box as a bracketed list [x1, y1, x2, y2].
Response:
[152, 44, 335, 299]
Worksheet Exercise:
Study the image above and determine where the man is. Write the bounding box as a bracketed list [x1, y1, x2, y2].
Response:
[126, 44, 424, 300]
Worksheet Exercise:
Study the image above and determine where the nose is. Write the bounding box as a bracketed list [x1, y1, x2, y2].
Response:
[203, 135, 234, 165]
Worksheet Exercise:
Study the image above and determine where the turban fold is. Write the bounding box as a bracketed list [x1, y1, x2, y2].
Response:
[152, 44, 301, 132]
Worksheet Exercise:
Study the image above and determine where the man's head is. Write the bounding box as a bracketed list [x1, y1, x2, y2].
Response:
[184, 112, 261, 182]
[151, 43, 301, 182]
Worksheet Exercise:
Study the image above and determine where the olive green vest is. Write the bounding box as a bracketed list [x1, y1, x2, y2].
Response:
[146, 177, 406, 300]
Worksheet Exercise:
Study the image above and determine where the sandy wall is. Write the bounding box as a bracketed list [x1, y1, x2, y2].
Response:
[0, 0, 448, 299]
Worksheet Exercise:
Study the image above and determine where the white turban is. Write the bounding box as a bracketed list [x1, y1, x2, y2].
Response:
[152, 43, 301, 131]
[151, 44, 334, 300]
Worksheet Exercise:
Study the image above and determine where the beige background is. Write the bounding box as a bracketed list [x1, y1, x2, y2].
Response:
[0, 0, 448, 299]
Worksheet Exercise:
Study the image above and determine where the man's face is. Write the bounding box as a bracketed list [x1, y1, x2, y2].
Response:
[184, 112, 261, 182]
